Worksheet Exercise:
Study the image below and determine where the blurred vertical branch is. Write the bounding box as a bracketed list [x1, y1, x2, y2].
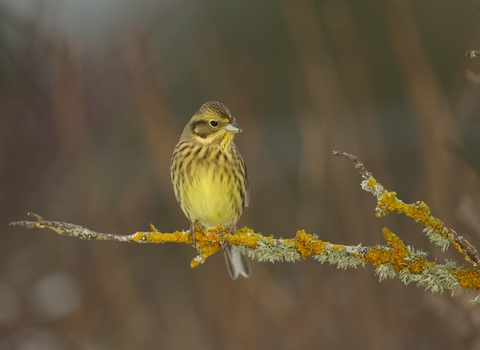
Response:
[279, 0, 389, 342]
[123, 34, 179, 184]
[48, 39, 156, 348]
[49, 43, 106, 216]
[0, 10, 53, 226]
[382, 0, 462, 219]
[280, 0, 367, 241]
[320, 0, 391, 184]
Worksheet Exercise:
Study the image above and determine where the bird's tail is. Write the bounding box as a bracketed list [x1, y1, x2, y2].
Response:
[223, 245, 250, 280]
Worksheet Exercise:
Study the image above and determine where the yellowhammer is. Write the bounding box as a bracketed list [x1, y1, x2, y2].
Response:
[170, 101, 250, 279]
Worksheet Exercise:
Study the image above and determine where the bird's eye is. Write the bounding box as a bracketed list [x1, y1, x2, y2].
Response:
[209, 120, 219, 127]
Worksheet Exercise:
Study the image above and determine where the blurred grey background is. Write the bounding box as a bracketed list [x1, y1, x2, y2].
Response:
[2, 0, 480, 349]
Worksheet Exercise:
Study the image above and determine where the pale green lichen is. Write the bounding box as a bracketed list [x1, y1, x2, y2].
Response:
[471, 293, 480, 304]
[361, 177, 384, 198]
[402, 262, 459, 294]
[312, 245, 365, 269]
[375, 264, 397, 281]
[237, 238, 300, 263]
[424, 227, 450, 251]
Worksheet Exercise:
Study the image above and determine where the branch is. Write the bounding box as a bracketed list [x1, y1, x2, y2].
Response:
[10, 152, 480, 303]
[332, 151, 480, 267]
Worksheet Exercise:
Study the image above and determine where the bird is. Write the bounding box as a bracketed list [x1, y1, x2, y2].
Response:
[170, 101, 251, 279]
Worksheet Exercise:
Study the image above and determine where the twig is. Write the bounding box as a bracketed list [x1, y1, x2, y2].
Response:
[10, 213, 137, 242]
[333, 150, 371, 178]
[333, 150, 480, 268]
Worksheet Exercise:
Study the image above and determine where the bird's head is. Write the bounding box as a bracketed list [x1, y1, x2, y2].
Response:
[182, 101, 242, 145]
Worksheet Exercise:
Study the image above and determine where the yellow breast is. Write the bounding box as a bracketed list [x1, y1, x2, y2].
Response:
[182, 165, 240, 227]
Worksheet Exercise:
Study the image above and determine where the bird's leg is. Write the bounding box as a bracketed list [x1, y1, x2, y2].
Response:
[190, 220, 198, 247]
[216, 220, 236, 235]
[229, 220, 237, 234]
[220, 220, 237, 252]
[190, 220, 208, 248]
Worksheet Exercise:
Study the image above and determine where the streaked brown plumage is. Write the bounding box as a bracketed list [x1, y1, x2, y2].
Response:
[170, 101, 250, 279]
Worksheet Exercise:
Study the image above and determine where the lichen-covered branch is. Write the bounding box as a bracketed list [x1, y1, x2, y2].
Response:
[10, 151, 480, 303]
[332, 151, 480, 267]
[333, 150, 480, 302]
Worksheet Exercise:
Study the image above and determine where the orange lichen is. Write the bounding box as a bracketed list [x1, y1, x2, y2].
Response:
[266, 236, 276, 244]
[227, 227, 261, 248]
[352, 252, 365, 259]
[451, 241, 477, 266]
[36, 222, 63, 235]
[450, 269, 480, 292]
[132, 230, 187, 244]
[191, 244, 221, 268]
[365, 228, 434, 273]
[191, 225, 265, 268]
[294, 230, 328, 259]
[131, 224, 265, 268]
[376, 191, 444, 230]
[190, 225, 225, 267]
[190, 260, 201, 268]
[373, 188, 480, 264]
[365, 177, 379, 189]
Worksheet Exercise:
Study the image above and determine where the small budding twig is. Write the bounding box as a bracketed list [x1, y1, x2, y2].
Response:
[10, 152, 480, 302]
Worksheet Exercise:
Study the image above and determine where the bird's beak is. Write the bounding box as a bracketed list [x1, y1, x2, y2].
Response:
[225, 120, 242, 133]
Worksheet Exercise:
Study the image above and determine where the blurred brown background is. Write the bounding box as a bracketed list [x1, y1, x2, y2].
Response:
[2, 0, 480, 349]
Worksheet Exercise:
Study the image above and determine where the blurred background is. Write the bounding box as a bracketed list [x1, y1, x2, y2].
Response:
[2, 0, 480, 348]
